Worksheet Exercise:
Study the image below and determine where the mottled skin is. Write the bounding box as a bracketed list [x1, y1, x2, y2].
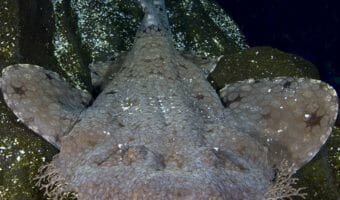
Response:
[0, 0, 338, 199]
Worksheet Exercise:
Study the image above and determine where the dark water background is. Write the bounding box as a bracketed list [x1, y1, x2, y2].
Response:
[216, 0, 340, 94]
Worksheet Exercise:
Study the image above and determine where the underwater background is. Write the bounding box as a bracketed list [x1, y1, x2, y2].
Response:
[217, 0, 340, 95]
[0, 0, 339, 199]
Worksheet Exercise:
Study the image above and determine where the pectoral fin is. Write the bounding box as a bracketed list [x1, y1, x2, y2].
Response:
[220, 77, 338, 169]
[1, 64, 92, 149]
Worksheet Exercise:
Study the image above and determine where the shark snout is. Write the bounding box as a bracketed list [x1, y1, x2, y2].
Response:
[70, 145, 264, 199]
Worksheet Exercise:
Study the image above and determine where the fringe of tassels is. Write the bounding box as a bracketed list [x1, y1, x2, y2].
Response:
[34, 163, 77, 200]
[265, 160, 307, 200]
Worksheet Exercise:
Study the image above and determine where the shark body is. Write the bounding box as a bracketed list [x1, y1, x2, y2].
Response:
[0, 0, 338, 199]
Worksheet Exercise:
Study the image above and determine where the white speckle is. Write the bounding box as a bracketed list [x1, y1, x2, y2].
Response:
[308, 152, 314, 157]
[122, 106, 130, 111]
[213, 147, 219, 151]
[247, 78, 255, 83]
[118, 144, 123, 149]
[255, 51, 259, 55]
[16, 156, 21, 161]
[0, 146, 6, 150]
[19, 150, 25, 154]
[277, 129, 283, 133]
[103, 131, 111, 135]
[267, 89, 272, 93]
[270, 55, 274, 59]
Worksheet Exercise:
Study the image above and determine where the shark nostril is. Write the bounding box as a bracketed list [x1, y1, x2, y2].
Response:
[122, 146, 165, 170]
[163, 148, 220, 171]
[95, 145, 165, 170]
[164, 152, 185, 169]
[125, 146, 142, 164]
[200, 148, 221, 167]
[187, 148, 222, 170]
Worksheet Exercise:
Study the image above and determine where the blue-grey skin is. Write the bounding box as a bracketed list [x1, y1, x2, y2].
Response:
[0, 0, 338, 199]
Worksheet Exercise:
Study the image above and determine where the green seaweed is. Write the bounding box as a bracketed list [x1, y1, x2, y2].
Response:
[208, 46, 320, 90]
[0, 0, 19, 67]
[167, 0, 246, 57]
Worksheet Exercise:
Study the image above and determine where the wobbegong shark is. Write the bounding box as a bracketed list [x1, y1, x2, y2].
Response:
[0, 0, 338, 199]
